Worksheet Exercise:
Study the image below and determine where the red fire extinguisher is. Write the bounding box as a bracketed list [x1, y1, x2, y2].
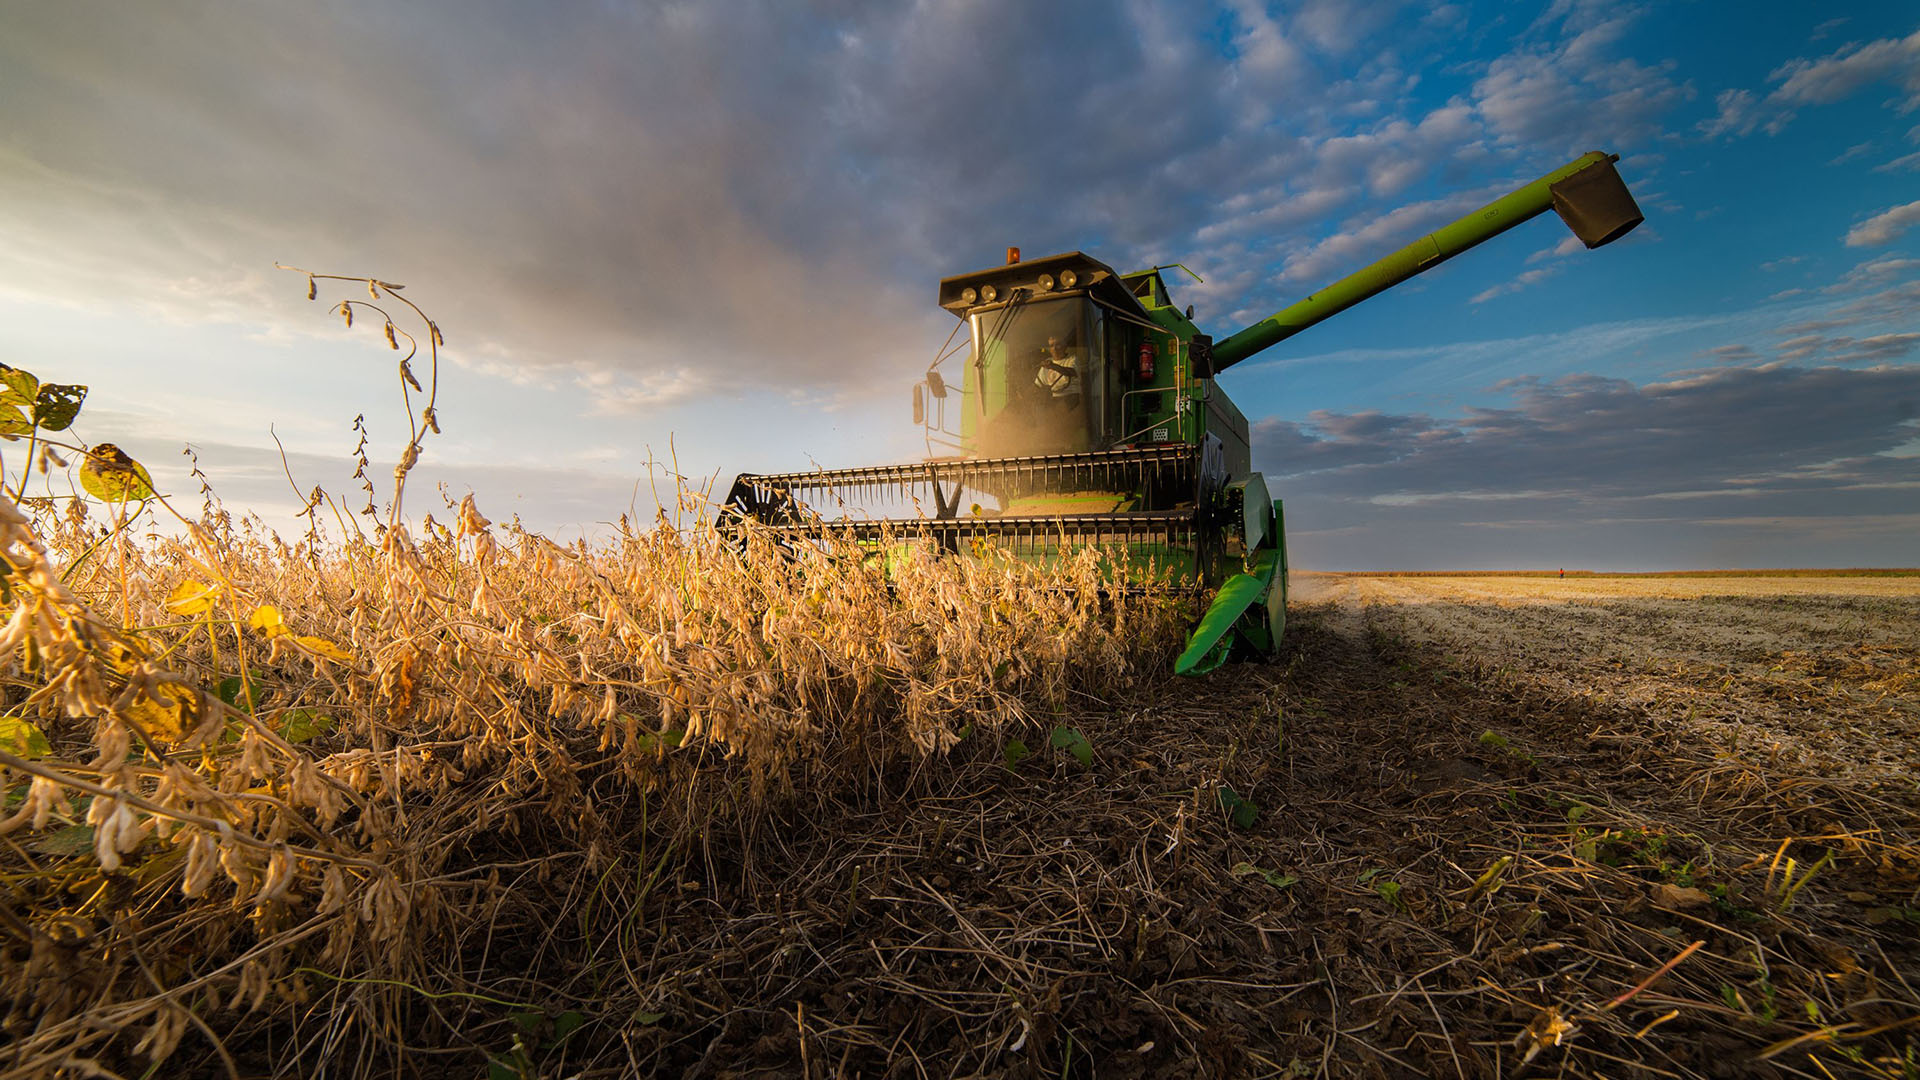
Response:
[1137, 341, 1156, 381]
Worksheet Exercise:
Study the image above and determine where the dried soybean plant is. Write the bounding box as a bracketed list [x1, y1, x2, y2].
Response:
[0, 273, 1188, 1077]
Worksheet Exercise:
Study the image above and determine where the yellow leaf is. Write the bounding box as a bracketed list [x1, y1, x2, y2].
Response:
[78, 443, 155, 502]
[0, 715, 52, 758]
[293, 635, 353, 664]
[121, 681, 195, 745]
[248, 605, 288, 638]
[165, 580, 220, 616]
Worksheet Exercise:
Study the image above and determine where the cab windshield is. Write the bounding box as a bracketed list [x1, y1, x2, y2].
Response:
[967, 296, 1099, 456]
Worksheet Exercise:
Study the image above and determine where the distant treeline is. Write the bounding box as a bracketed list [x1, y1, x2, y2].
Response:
[1306, 568, 1920, 578]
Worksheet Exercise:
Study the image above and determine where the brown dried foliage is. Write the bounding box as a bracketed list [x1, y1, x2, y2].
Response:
[0, 485, 1187, 1077]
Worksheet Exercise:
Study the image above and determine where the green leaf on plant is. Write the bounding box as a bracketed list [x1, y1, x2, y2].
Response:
[1231, 862, 1300, 889]
[1003, 739, 1030, 769]
[553, 1011, 585, 1039]
[634, 727, 684, 754]
[486, 1059, 519, 1080]
[1048, 725, 1092, 767]
[1217, 786, 1258, 829]
[216, 674, 258, 713]
[633, 1010, 665, 1025]
[33, 824, 95, 857]
[0, 406, 30, 438]
[0, 715, 52, 759]
[0, 365, 39, 407]
[278, 709, 334, 743]
[79, 444, 155, 502]
[512, 1010, 544, 1036]
[32, 383, 85, 431]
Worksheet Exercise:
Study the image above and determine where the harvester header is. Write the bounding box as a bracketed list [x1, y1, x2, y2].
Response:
[723, 151, 1644, 674]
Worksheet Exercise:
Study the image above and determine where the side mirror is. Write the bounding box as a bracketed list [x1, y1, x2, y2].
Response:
[926, 370, 947, 399]
[912, 383, 925, 425]
[1189, 334, 1214, 380]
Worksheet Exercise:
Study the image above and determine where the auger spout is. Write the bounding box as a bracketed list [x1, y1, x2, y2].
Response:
[1208, 151, 1642, 374]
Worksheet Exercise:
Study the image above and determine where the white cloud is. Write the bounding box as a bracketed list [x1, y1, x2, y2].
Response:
[1829, 142, 1875, 165]
[1845, 201, 1920, 247]
[1769, 29, 1920, 109]
[579, 367, 712, 413]
[1824, 256, 1920, 293]
[1195, 186, 1350, 246]
[1526, 235, 1587, 264]
[1698, 88, 1759, 138]
[1278, 190, 1486, 283]
[1470, 6, 1689, 151]
[1227, 0, 1310, 97]
[1700, 29, 1920, 140]
[1471, 267, 1560, 304]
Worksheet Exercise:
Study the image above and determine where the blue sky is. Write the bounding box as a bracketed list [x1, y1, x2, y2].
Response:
[1, 0, 1916, 569]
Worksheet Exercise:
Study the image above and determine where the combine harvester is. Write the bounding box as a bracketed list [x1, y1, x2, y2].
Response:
[724, 152, 1643, 675]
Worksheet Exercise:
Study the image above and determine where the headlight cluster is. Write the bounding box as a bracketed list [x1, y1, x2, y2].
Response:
[960, 269, 1080, 307]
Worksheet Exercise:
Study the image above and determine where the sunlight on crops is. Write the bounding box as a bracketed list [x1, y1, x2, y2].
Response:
[0, 277, 1190, 1075]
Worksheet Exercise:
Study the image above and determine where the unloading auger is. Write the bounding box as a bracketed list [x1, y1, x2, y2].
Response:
[723, 151, 1643, 674]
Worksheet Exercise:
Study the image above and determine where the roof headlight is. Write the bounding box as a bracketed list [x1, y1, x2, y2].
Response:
[1036, 273, 1055, 291]
[960, 287, 978, 305]
[980, 284, 998, 303]
[1058, 269, 1078, 289]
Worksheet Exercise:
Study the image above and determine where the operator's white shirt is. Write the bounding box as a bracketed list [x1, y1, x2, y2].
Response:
[1035, 353, 1077, 396]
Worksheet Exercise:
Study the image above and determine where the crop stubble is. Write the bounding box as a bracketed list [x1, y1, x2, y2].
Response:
[599, 572, 1920, 1078]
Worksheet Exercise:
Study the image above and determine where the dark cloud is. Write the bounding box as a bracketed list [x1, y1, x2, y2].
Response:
[1260, 363, 1920, 495]
[1770, 278, 1920, 353]
[1758, 270, 1920, 363]
[1255, 363, 1920, 567]
[1828, 333, 1920, 363]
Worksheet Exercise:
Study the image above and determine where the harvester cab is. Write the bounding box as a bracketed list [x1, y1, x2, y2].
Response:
[724, 151, 1643, 674]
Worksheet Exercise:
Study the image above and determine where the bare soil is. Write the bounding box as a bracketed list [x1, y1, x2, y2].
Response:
[474, 574, 1919, 1078]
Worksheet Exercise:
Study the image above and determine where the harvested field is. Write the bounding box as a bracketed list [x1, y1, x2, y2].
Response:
[614, 572, 1918, 1079]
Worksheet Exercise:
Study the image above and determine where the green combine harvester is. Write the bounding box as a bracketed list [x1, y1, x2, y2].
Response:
[723, 151, 1643, 675]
